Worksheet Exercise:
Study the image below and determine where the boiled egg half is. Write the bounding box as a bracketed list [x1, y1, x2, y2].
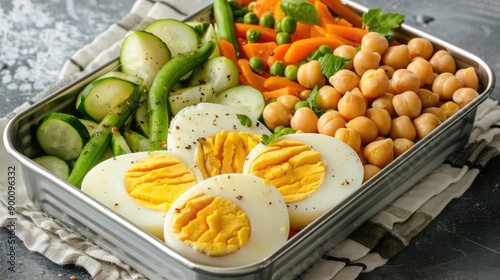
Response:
[81, 150, 203, 240]
[243, 133, 364, 231]
[163, 173, 289, 267]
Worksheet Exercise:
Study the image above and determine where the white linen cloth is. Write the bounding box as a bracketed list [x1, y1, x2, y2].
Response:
[1, 0, 500, 279]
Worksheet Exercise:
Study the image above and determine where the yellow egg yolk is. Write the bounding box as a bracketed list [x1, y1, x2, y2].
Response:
[249, 139, 326, 203]
[124, 154, 198, 211]
[172, 193, 251, 257]
[195, 130, 261, 179]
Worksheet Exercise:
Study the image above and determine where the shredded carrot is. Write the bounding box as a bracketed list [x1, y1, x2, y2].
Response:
[267, 43, 292, 67]
[315, 0, 336, 28]
[234, 23, 278, 43]
[219, 38, 239, 66]
[283, 37, 345, 63]
[262, 87, 300, 100]
[320, 0, 363, 28]
[242, 41, 278, 64]
[253, 0, 280, 18]
[325, 24, 368, 45]
[237, 59, 268, 92]
[264, 76, 307, 93]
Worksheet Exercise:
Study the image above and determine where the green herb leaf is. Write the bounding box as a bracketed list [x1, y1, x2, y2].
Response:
[305, 85, 326, 117]
[261, 126, 296, 145]
[362, 8, 405, 35]
[320, 53, 351, 78]
[236, 114, 252, 127]
[280, 0, 320, 25]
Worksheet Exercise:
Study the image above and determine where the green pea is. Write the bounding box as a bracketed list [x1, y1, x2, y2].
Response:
[248, 2, 255, 12]
[229, 0, 240, 10]
[240, 7, 249, 14]
[318, 45, 334, 55]
[276, 32, 291, 45]
[235, 16, 244, 23]
[246, 28, 262, 43]
[274, 19, 282, 32]
[270, 61, 286, 76]
[281, 16, 297, 34]
[298, 60, 308, 68]
[294, 101, 310, 111]
[284, 65, 298, 81]
[307, 50, 323, 61]
[243, 12, 259, 24]
[233, 9, 246, 18]
[249, 56, 265, 74]
[259, 14, 275, 28]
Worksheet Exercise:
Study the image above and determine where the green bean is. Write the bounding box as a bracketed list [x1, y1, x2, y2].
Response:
[214, 0, 239, 54]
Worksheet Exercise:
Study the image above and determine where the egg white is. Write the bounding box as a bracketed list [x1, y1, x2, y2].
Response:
[243, 133, 364, 231]
[163, 173, 289, 267]
[81, 150, 203, 240]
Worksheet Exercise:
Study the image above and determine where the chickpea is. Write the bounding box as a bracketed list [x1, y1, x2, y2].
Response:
[299, 89, 311, 100]
[429, 50, 456, 74]
[346, 116, 378, 145]
[432, 72, 464, 101]
[317, 85, 342, 110]
[337, 90, 367, 121]
[290, 107, 319, 133]
[277, 95, 301, 114]
[357, 146, 368, 165]
[317, 110, 346, 136]
[389, 115, 416, 141]
[329, 69, 360, 95]
[416, 88, 440, 108]
[407, 37, 434, 60]
[440, 101, 461, 118]
[381, 44, 410, 70]
[359, 68, 389, 99]
[372, 93, 396, 116]
[422, 107, 447, 122]
[262, 102, 292, 131]
[297, 60, 326, 89]
[391, 69, 420, 94]
[353, 49, 381, 76]
[361, 32, 389, 55]
[407, 58, 434, 87]
[363, 138, 394, 169]
[365, 108, 392, 136]
[455, 67, 479, 90]
[413, 112, 441, 140]
[363, 164, 382, 182]
[333, 45, 357, 70]
[334, 127, 362, 153]
[379, 65, 395, 79]
[392, 90, 422, 119]
[393, 138, 415, 158]
[453, 87, 479, 108]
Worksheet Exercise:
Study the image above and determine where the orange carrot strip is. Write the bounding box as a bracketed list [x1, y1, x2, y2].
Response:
[242, 41, 278, 64]
[262, 87, 300, 101]
[310, 25, 328, 38]
[290, 22, 311, 42]
[325, 24, 368, 45]
[332, 17, 353, 27]
[273, 0, 286, 20]
[320, 0, 363, 28]
[283, 37, 345, 63]
[267, 43, 291, 67]
[219, 38, 239, 66]
[264, 76, 307, 93]
[315, 0, 336, 28]
[237, 59, 268, 92]
[253, 0, 280, 18]
[234, 23, 278, 43]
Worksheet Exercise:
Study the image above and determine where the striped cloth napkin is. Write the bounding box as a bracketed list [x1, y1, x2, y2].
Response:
[1, 0, 499, 279]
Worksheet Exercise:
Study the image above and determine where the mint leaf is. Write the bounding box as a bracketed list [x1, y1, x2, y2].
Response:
[280, 0, 320, 25]
[236, 114, 252, 127]
[362, 8, 404, 35]
[320, 53, 351, 78]
[305, 85, 326, 117]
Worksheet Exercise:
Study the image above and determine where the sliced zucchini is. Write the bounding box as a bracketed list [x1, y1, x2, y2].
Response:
[77, 77, 138, 122]
[96, 71, 144, 86]
[169, 83, 216, 115]
[120, 31, 171, 89]
[123, 129, 149, 152]
[111, 130, 132, 156]
[188, 56, 239, 95]
[214, 85, 266, 120]
[133, 100, 150, 138]
[33, 155, 70, 180]
[201, 24, 221, 59]
[79, 118, 99, 135]
[36, 112, 90, 161]
[186, 21, 210, 36]
[144, 19, 200, 58]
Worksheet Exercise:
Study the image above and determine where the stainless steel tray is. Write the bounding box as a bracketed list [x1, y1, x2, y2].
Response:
[4, 1, 495, 279]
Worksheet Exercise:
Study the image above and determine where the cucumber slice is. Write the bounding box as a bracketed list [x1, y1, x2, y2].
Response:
[214, 85, 266, 120]
[96, 71, 144, 86]
[201, 24, 220, 59]
[186, 21, 210, 36]
[36, 112, 90, 161]
[144, 19, 200, 58]
[111, 130, 132, 156]
[78, 77, 138, 122]
[188, 56, 239, 94]
[120, 31, 171, 89]
[79, 118, 99, 135]
[168, 83, 216, 115]
[33, 155, 70, 180]
[123, 129, 149, 152]
[133, 100, 150, 138]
